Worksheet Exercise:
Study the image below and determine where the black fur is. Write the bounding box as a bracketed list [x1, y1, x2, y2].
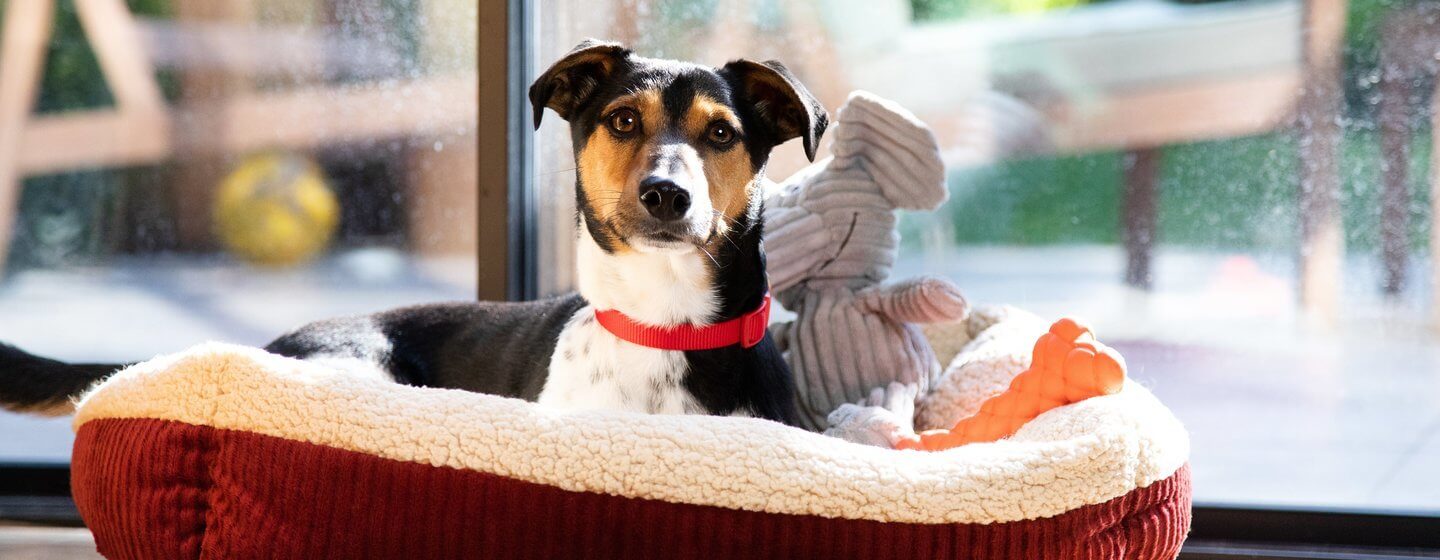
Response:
[0, 344, 126, 413]
[267, 296, 587, 400]
[681, 203, 798, 424]
[718, 59, 829, 162]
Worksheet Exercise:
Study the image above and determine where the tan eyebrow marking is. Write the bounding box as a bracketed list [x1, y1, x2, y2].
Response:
[684, 95, 742, 138]
[601, 90, 663, 125]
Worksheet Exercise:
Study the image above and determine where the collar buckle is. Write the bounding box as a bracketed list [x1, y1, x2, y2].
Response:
[739, 293, 771, 348]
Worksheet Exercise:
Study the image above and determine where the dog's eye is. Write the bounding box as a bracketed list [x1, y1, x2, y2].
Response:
[707, 122, 736, 146]
[608, 109, 639, 136]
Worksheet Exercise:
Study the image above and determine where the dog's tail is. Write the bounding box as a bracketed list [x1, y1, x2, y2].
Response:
[0, 343, 128, 416]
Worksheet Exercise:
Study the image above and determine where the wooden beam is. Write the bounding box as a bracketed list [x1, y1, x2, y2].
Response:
[17, 110, 170, 175]
[75, 0, 164, 113]
[169, 0, 255, 250]
[1377, 17, 1412, 297]
[1052, 71, 1301, 153]
[1431, 70, 1440, 330]
[133, 18, 400, 78]
[923, 70, 1301, 161]
[176, 75, 478, 156]
[1296, 0, 1348, 327]
[16, 76, 476, 175]
[0, 0, 56, 273]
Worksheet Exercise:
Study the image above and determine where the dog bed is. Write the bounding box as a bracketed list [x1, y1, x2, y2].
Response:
[70, 342, 1191, 559]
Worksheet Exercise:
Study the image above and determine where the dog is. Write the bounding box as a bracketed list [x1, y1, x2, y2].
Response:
[0, 40, 827, 426]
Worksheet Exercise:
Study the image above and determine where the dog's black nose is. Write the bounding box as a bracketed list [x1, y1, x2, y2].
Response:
[638, 176, 691, 221]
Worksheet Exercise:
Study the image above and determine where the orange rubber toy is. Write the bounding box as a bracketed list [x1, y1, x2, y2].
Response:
[895, 318, 1126, 451]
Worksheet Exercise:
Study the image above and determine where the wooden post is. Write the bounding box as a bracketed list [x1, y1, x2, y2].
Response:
[1431, 69, 1440, 328]
[1378, 19, 1412, 297]
[1296, 0, 1348, 326]
[477, 0, 513, 300]
[74, 0, 165, 114]
[1122, 147, 1161, 290]
[0, 0, 56, 274]
[169, 0, 255, 251]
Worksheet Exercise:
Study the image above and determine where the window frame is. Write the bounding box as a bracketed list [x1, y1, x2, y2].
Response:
[0, 462, 78, 525]
[477, 0, 538, 301]
[1187, 505, 1440, 554]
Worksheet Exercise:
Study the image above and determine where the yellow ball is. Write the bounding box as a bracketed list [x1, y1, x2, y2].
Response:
[214, 154, 340, 267]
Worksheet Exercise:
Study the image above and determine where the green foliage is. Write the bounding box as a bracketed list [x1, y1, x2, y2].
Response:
[333, 0, 422, 82]
[903, 128, 1435, 252]
[1342, 0, 1421, 120]
[34, 1, 111, 112]
[1159, 134, 1298, 251]
[937, 151, 1122, 245]
[14, 0, 171, 112]
[1334, 127, 1433, 251]
[632, 0, 720, 60]
[11, 172, 121, 268]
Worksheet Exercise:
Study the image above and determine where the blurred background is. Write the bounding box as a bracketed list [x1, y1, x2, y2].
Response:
[1, 0, 1438, 521]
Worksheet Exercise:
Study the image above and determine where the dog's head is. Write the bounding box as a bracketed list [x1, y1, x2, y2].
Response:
[531, 40, 827, 254]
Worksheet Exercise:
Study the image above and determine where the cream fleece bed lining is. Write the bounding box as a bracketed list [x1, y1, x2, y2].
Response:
[73, 342, 1189, 525]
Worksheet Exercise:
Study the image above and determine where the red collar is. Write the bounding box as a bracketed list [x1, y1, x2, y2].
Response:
[594, 293, 771, 351]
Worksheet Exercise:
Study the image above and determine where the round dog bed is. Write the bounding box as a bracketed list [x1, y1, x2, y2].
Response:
[70, 342, 1191, 559]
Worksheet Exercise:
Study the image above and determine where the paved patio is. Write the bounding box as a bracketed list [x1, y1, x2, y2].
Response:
[1, 245, 1436, 513]
[896, 245, 1440, 512]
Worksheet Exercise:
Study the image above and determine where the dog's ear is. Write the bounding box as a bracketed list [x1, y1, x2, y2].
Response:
[720, 59, 828, 161]
[529, 39, 630, 129]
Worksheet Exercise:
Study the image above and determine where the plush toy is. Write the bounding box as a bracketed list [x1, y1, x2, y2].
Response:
[763, 91, 969, 431]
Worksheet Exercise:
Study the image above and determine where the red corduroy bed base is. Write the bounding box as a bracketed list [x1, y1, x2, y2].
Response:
[72, 417, 1191, 559]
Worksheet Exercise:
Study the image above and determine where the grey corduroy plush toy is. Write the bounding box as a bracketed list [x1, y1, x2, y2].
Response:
[763, 91, 968, 431]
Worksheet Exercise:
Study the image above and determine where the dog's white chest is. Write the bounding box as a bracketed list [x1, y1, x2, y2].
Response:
[538, 306, 702, 415]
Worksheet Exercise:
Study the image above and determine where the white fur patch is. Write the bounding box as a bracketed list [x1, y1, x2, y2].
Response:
[538, 307, 702, 415]
[575, 225, 718, 326]
[538, 228, 719, 415]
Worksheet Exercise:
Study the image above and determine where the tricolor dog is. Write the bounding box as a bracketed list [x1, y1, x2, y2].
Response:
[1, 40, 827, 426]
